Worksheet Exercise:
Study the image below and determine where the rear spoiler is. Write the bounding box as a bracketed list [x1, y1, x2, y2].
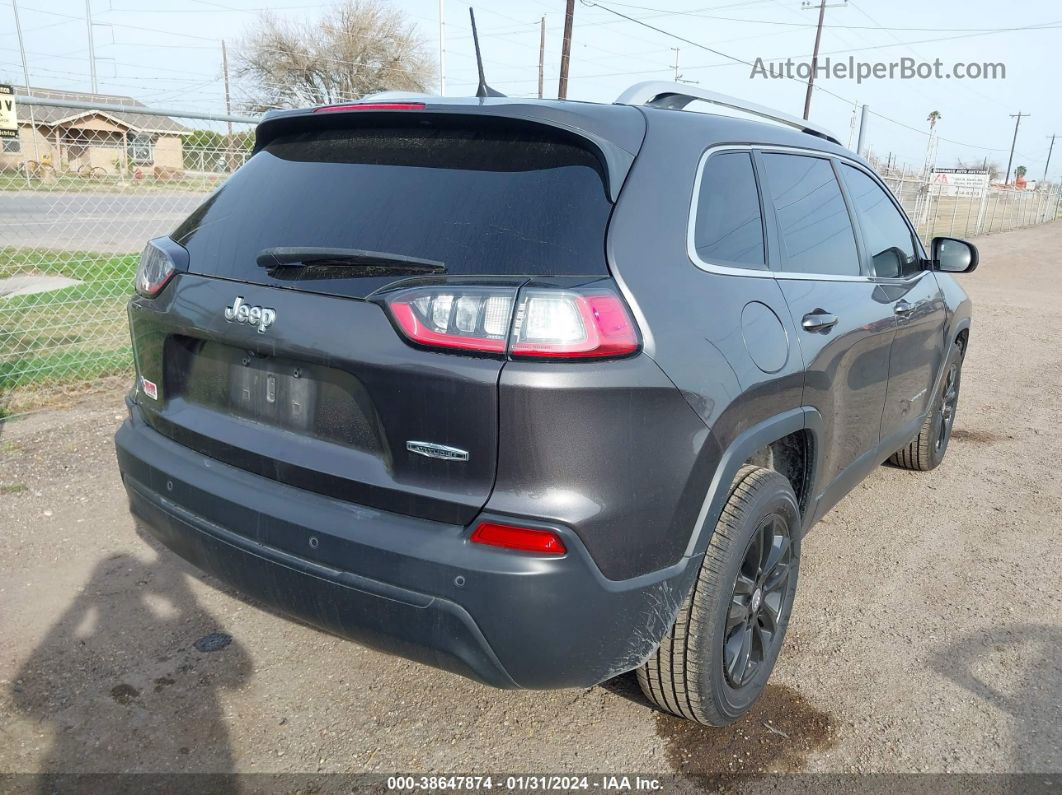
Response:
[252, 99, 647, 203]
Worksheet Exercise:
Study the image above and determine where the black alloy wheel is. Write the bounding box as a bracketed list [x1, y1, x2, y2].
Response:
[723, 512, 793, 688]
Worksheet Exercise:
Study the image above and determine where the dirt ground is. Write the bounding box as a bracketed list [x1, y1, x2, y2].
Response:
[1, 221, 1060, 785]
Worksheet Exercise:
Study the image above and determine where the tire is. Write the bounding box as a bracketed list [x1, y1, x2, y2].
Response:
[888, 340, 963, 471]
[637, 465, 801, 726]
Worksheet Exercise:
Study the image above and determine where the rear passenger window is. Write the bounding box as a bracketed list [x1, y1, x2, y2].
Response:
[841, 164, 920, 278]
[691, 152, 766, 269]
[761, 153, 860, 277]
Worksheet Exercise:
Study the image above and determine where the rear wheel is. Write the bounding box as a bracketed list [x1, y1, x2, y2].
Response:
[889, 340, 963, 471]
[637, 465, 800, 726]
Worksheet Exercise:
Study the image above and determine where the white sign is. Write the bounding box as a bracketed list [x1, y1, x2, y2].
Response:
[0, 84, 16, 139]
[929, 168, 990, 197]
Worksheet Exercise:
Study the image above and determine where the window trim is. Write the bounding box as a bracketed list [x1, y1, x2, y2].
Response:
[686, 143, 926, 283]
[687, 148, 769, 272]
[837, 159, 928, 283]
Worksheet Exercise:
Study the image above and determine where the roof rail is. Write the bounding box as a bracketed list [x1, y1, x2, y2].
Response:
[615, 81, 841, 146]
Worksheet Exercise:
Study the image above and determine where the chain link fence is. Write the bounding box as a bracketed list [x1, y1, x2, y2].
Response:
[0, 99, 255, 415]
[878, 167, 1062, 241]
[1, 100, 1060, 416]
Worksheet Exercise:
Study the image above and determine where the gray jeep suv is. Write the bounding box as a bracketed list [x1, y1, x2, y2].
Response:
[114, 82, 975, 726]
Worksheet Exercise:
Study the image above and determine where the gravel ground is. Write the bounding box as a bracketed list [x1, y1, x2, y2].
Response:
[0, 221, 1060, 784]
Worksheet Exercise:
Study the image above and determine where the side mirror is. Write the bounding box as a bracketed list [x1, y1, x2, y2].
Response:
[931, 237, 979, 274]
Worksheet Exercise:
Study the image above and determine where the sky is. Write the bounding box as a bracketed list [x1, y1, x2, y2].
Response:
[3, 0, 1061, 179]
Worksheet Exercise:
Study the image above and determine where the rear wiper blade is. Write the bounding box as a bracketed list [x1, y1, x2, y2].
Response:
[256, 247, 445, 274]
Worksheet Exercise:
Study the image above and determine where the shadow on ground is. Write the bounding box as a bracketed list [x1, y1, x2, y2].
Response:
[933, 623, 1062, 772]
[10, 544, 252, 781]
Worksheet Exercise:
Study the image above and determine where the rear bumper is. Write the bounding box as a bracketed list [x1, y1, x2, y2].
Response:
[115, 403, 693, 689]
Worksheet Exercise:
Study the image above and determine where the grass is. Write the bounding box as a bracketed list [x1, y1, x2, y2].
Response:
[0, 172, 225, 194]
[0, 248, 137, 403]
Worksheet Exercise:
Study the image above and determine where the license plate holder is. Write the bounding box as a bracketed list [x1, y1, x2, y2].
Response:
[229, 356, 317, 433]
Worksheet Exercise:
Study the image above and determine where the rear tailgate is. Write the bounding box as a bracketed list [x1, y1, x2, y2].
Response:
[130, 108, 642, 525]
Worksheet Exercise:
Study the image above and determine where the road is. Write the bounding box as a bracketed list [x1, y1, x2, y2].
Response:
[0, 221, 1060, 784]
[0, 191, 205, 253]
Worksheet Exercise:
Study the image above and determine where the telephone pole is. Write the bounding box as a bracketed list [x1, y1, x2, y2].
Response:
[801, 0, 846, 120]
[11, 0, 42, 164]
[85, 0, 98, 93]
[221, 39, 234, 171]
[538, 16, 546, 99]
[669, 48, 698, 85]
[1005, 111, 1030, 185]
[1044, 134, 1056, 184]
[558, 0, 575, 99]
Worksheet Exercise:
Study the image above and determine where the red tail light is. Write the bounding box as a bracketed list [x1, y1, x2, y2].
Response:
[386, 286, 514, 354]
[471, 522, 567, 556]
[313, 102, 426, 113]
[135, 238, 184, 298]
[382, 285, 639, 360]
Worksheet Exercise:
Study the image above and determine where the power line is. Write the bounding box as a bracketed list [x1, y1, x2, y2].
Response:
[581, 0, 1040, 157]
[579, 0, 855, 107]
[575, 1, 1062, 33]
[16, 4, 221, 42]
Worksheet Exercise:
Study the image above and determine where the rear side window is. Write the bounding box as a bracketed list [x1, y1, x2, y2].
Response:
[761, 153, 860, 277]
[840, 164, 919, 278]
[691, 152, 766, 269]
[173, 124, 613, 298]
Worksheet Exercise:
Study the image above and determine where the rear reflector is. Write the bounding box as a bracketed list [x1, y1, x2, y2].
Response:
[382, 284, 639, 360]
[470, 522, 567, 556]
[313, 102, 426, 113]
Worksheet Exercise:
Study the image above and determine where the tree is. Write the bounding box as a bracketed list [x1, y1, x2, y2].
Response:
[955, 157, 1001, 181]
[1015, 165, 1027, 179]
[927, 110, 942, 130]
[236, 0, 434, 111]
[183, 129, 255, 172]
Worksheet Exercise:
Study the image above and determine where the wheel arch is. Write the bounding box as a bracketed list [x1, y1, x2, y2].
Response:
[684, 407, 823, 561]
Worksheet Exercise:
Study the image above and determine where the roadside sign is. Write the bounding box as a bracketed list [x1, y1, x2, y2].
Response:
[0, 84, 16, 139]
[929, 168, 990, 197]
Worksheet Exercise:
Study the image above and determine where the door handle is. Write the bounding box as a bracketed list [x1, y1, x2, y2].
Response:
[801, 310, 839, 332]
[894, 300, 913, 316]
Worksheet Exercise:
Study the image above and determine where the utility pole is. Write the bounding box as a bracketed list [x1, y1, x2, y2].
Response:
[558, 0, 575, 100]
[855, 103, 868, 156]
[801, 0, 846, 120]
[669, 48, 698, 85]
[538, 16, 546, 99]
[221, 39, 234, 170]
[1005, 111, 1030, 185]
[85, 0, 98, 93]
[11, 0, 41, 165]
[438, 0, 446, 95]
[846, 98, 858, 149]
[1044, 134, 1056, 184]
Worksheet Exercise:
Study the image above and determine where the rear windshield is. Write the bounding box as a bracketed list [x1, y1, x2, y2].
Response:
[173, 124, 613, 297]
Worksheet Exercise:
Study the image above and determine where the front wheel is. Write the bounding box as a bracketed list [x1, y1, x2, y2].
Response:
[637, 465, 800, 726]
